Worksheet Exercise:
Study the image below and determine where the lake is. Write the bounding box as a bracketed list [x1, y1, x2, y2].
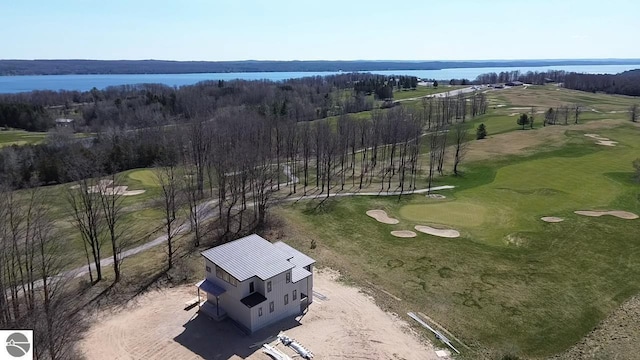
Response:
[1, 64, 639, 94]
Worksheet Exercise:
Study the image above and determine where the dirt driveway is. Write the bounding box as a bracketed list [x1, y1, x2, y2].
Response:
[79, 269, 441, 360]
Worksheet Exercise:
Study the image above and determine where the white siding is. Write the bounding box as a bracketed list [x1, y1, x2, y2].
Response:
[250, 270, 300, 331]
[204, 258, 314, 333]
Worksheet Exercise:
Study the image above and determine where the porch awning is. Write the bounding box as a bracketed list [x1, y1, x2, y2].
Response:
[196, 279, 227, 297]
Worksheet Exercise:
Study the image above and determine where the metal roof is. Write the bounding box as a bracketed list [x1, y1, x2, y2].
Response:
[196, 279, 226, 297]
[291, 267, 312, 283]
[273, 242, 316, 269]
[201, 234, 297, 281]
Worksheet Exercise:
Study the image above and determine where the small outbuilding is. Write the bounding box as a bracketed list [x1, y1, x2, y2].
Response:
[55, 118, 75, 129]
[196, 234, 315, 334]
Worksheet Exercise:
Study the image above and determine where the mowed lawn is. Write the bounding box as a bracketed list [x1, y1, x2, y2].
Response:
[280, 123, 640, 357]
[0, 130, 48, 147]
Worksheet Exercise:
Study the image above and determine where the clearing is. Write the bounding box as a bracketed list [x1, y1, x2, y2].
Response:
[79, 269, 440, 360]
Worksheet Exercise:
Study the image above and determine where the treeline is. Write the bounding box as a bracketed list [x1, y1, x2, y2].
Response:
[0, 103, 52, 131]
[3, 59, 639, 75]
[1, 185, 82, 359]
[474, 69, 640, 96]
[1, 73, 392, 132]
[0, 89, 488, 192]
[474, 70, 569, 85]
[353, 75, 418, 99]
[563, 69, 640, 96]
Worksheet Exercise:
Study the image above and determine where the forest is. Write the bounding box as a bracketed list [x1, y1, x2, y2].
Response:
[474, 68, 640, 97]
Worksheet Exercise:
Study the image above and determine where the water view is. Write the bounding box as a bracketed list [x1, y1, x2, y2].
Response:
[1, 64, 638, 93]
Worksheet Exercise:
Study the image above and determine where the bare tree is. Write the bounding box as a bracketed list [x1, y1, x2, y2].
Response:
[630, 104, 638, 122]
[156, 162, 181, 270]
[97, 171, 127, 282]
[574, 104, 582, 124]
[67, 176, 104, 283]
[451, 122, 470, 176]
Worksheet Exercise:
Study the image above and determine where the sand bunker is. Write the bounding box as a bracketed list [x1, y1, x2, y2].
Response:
[390, 230, 417, 238]
[541, 216, 564, 223]
[414, 225, 460, 238]
[71, 179, 146, 196]
[366, 210, 400, 224]
[575, 210, 639, 220]
[426, 194, 446, 199]
[584, 134, 618, 146]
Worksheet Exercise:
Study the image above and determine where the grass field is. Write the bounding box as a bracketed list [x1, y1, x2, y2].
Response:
[0, 129, 94, 148]
[0, 130, 48, 147]
[279, 119, 640, 358]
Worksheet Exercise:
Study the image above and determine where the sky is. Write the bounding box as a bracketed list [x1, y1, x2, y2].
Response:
[1, 0, 639, 61]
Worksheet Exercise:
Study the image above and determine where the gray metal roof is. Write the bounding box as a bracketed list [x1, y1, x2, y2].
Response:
[291, 267, 312, 283]
[196, 279, 226, 297]
[201, 234, 298, 281]
[273, 241, 316, 269]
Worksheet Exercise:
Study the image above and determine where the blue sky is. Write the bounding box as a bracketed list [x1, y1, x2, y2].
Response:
[1, 0, 638, 61]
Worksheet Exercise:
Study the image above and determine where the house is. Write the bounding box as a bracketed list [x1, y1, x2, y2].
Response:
[55, 118, 74, 128]
[505, 80, 524, 86]
[196, 234, 315, 334]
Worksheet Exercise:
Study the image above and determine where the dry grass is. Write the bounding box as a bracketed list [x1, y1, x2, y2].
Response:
[465, 118, 629, 163]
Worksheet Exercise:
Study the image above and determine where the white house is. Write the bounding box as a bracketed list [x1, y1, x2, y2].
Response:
[196, 234, 315, 334]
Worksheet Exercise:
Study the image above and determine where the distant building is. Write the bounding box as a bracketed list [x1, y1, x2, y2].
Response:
[55, 118, 75, 128]
[506, 81, 524, 86]
[196, 234, 315, 334]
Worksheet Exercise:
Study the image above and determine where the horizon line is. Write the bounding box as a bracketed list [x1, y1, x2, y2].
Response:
[3, 58, 640, 62]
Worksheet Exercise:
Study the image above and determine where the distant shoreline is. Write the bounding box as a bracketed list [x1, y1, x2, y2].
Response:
[2, 59, 640, 76]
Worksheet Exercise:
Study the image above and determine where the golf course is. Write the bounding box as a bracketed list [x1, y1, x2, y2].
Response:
[279, 85, 640, 358]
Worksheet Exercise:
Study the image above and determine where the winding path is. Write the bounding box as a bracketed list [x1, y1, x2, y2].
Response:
[16, 166, 454, 290]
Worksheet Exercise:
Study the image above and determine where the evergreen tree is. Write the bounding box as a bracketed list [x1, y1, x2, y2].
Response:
[476, 123, 487, 139]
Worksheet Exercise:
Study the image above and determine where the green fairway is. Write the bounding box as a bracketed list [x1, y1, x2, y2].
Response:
[128, 168, 159, 188]
[0, 130, 48, 147]
[280, 121, 640, 357]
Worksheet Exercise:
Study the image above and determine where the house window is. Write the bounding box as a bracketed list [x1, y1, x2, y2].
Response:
[269, 301, 274, 313]
[284, 294, 289, 305]
[250, 281, 255, 293]
[293, 290, 297, 301]
[215, 267, 237, 287]
[286, 272, 291, 283]
[267, 281, 272, 292]
[206, 266, 211, 273]
[258, 307, 263, 317]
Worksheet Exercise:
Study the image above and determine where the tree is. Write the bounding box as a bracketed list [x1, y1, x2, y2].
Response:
[476, 123, 487, 139]
[67, 176, 104, 283]
[574, 104, 582, 124]
[544, 107, 555, 126]
[630, 104, 638, 122]
[517, 113, 529, 130]
[433, 80, 438, 88]
[97, 171, 126, 282]
[529, 106, 535, 129]
[156, 162, 181, 270]
[452, 122, 470, 176]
